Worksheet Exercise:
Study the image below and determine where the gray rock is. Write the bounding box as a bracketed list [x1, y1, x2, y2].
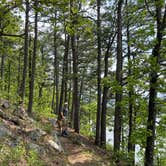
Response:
[48, 118, 56, 126]
[7, 137, 22, 147]
[52, 131, 60, 142]
[0, 124, 12, 138]
[28, 117, 34, 122]
[1, 100, 10, 109]
[48, 139, 64, 153]
[13, 106, 28, 119]
[28, 129, 47, 141]
[51, 131, 64, 153]
[27, 142, 45, 155]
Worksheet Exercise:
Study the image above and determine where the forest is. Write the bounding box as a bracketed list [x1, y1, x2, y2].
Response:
[0, 0, 166, 165]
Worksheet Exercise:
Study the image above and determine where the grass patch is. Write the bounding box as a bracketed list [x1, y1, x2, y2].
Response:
[27, 150, 45, 166]
[0, 142, 26, 165]
[0, 142, 46, 166]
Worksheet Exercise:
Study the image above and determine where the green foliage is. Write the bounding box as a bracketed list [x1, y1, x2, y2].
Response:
[80, 102, 97, 136]
[0, 142, 26, 164]
[0, 0, 166, 165]
[0, 143, 45, 165]
[10, 143, 26, 162]
[33, 88, 56, 119]
[106, 143, 113, 151]
[41, 122, 53, 134]
[110, 80, 123, 94]
[113, 150, 129, 164]
[27, 150, 45, 166]
[0, 144, 11, 164]
[101, 77, 111, 88]
[155, 107, 166, 165]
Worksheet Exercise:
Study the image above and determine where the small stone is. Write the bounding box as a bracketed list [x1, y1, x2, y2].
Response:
[2, 100, 10, 109]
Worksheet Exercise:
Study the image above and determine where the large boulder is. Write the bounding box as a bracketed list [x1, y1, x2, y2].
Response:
[51, 131, 64, 153]
[47, 139, 64, 153]
[27, 129, 47, 141]
[27, 142, 45, 155]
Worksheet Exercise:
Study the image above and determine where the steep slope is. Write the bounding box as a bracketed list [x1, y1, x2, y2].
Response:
[0, 99, 66, 165]
[0, 99, 114, 166]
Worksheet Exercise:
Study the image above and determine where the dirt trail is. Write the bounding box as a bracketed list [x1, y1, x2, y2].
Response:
[58, 129, 112, 166]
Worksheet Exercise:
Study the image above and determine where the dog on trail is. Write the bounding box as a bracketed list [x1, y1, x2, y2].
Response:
[55, 117, 63, 133]
[56, 102, 69, 135]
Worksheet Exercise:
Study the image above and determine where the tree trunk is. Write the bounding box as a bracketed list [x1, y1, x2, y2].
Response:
[114, 0, 123, 152]
[29, 35, 32, 97]
[101, 39, 111, 148]
[95, 0, 102, 146]
[71, 33, 79, 133]
[1, 54, 5, 90]
[101, 33, 116, 148]
[17, 53, 21, 94]
[145, 2, 166, 165]
[28, 0, 38, 116]
[79, 75, 84, 104]
[70, 0, 79, 133]
[78, 72, 84, 119]
[64, 33, 69, 104]
[71, 89, 74, 128]
[7, 60, 11, 99]
[55, 60, 59, 114]
[1, 54, 5, 79]
[52, 11, 59, 113]
[89, 88, 92, 132]
[20, 0, 29, 102]
[39, 45, 44, 99]
[58, 34, 69, 118]
[128, 90, 135, 161]
[68, 56, 73, 127]
[126, 0, 135, 164]
[64, 47, 68, 103]
[100, 87, 108, 148]
[127, 46, 135, 163]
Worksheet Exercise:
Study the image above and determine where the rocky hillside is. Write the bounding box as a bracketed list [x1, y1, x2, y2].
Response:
[0, 99, 66, 166]
[0, 99, 114, 166]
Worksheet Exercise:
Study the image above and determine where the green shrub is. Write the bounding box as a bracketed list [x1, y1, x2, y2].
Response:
[27, 150, 45, 166]
[0, 142, 26, 165]
[42, 123, 52, 134]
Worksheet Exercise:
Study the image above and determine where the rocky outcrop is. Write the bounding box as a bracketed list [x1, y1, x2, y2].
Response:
[0, 99, 64, 162]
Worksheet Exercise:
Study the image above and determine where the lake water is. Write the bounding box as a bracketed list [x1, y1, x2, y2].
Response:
[106, 128, 142, 165]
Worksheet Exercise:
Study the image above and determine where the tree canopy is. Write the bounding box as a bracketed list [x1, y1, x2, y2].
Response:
[0, 0, 166, 165]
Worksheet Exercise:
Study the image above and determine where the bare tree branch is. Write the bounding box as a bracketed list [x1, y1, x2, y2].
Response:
[0, 32, 25, 37]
